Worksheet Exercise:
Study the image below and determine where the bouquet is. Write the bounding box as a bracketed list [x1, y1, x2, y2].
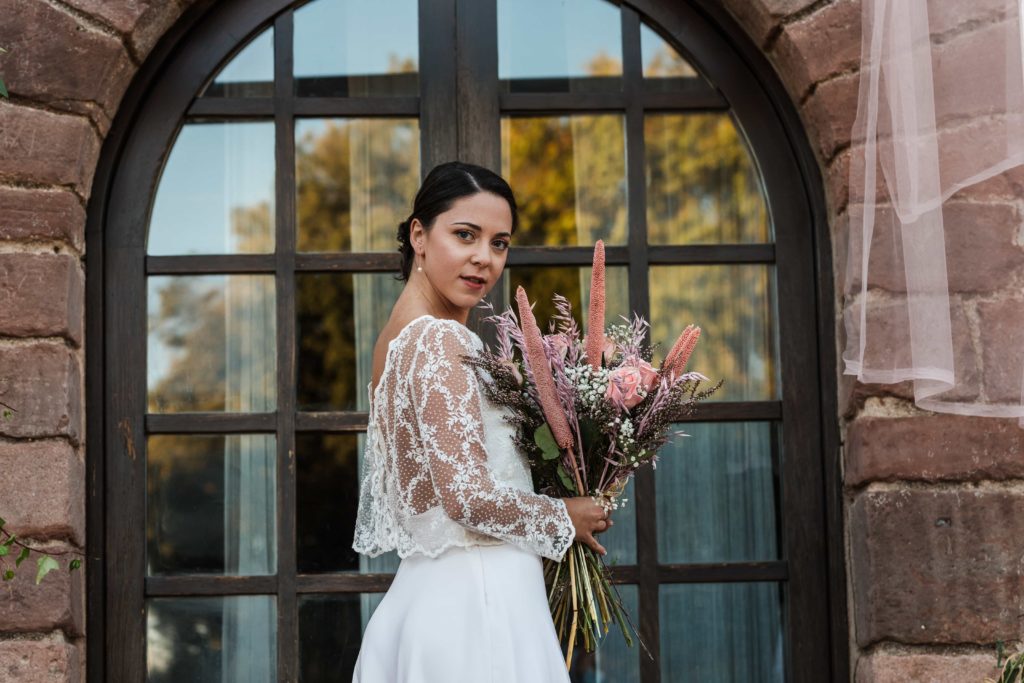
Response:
[466, 240, 722, 666]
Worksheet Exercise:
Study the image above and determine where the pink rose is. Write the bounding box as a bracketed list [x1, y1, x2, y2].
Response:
[545, 333, 571, 361]
[606, 365, 646, 409]
[635, 359, 659, 392]
[602, 338, 617, 365]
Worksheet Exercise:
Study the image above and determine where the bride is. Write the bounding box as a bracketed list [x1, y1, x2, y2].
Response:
[351, 161, 614, 682]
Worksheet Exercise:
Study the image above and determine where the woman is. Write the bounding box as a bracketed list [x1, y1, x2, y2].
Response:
[351, 161, 613, 682]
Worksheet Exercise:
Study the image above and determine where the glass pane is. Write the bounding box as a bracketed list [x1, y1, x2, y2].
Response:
[568, 584, 640, 681]
[296, 273, 404, 411]
[649, 265, 778, 401]
[500, 266, 629, 337]
[656, 422, 779, 563]
[641, 23, 698, 82]
[299, 593, 370, 682]
[296, 433, 379, 573]
[660, 583, 785, 681]
[148, 275, 277, 412]
[296, 118, 420, 253]
[498, 0, 622, 93]
[294, 0, 418, 97]
[645, 114, 769, 244]
[203, 27, 274, 98]
[149, 122, 275, 255]
[147, 596, 276, 683]
[147, 435, 276, 576]
[501, 115, 627, 246]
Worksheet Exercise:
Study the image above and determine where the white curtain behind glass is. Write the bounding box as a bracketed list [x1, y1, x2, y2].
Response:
[350, 121, 405, 631]
[222, 274, 276, 681]
[844, 0, 1024, 425]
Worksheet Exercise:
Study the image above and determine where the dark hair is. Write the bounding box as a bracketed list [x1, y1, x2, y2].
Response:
[396, 161, 519, 281]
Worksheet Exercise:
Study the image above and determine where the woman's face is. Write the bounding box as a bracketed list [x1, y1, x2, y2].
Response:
[410, 191, 513, 315]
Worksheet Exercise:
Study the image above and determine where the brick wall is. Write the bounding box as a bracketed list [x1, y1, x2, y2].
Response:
[0, 1, 193, 679]
[719, 0, 1022, 680]
[0, 0, 1019, 680]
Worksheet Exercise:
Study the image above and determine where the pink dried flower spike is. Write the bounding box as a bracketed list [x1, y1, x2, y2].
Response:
[585, 240, 606, 370]
[515, 286, 574, 450]
[664, 325, 701, 377]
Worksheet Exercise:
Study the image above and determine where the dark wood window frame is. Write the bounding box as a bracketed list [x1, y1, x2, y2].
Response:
[86, 0, 847, 680]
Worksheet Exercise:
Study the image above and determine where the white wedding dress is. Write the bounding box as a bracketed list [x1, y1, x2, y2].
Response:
[351, 315, 575, 683]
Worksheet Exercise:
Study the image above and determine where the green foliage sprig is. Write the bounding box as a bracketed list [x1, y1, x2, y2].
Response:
[0, 46, 8, 98]
[989, 642, 1024, 683]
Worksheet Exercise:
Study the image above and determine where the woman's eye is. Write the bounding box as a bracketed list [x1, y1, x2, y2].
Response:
[493, 241, 510, 251]
[456, 230, 473, 240]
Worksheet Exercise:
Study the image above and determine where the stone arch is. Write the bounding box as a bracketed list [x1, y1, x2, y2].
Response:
[0, 0, 859, 679]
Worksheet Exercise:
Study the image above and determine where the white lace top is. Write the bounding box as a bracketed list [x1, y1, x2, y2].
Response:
[352, 315, 576, 562]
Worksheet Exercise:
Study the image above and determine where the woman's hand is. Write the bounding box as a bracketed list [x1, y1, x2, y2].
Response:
[563, 496, 614, 556]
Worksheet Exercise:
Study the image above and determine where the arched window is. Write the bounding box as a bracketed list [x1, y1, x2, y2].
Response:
[97, 0, 837, 680]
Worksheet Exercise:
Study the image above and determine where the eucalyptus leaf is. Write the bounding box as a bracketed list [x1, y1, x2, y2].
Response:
[35, 556, 59, 585]
[534, 423, 561, 461]
[16, 547, 29, 567]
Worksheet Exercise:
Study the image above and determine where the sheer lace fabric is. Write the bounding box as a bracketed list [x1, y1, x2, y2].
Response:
[352, 315, 576, 562]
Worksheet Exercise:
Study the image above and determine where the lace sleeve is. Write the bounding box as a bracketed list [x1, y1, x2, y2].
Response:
[409, 320, 576, 562]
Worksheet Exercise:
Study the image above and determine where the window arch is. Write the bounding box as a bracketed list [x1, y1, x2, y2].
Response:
[94, 0, 840, 680]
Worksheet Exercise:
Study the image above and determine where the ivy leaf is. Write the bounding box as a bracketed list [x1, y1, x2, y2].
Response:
[555, 463, 576, 493]
[0, 516, 6, 529]
[35, 556, 59, 585]
[2, 570, 13, 582]
[2, 534, 15, 547]
[533, 423, 561, 461]
[0, 79, 7, 99]
[15, 547, 29, 567]
[69, 558, 81, 571]
[0, 544, 8, 557]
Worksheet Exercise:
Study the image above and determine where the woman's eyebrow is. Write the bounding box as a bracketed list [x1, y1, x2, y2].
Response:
[452, 221, 511, 239]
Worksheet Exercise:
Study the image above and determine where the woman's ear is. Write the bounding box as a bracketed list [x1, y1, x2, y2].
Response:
[408, 218, 425, 256]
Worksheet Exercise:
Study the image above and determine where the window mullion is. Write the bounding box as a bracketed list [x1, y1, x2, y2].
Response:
[273, 10, 299, 682]
[419, 0, 458, 174]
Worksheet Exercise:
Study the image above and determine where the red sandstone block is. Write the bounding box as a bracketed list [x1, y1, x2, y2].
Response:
[0, 634, 83, 682]
[0, 440, 84, 545]
[720, 0, 820, 47]
[855, 651, 1000, 683]
[0, 188, 86, 252]
[850, 487, 1024, 647]
[0, 343, 82, 444]
[0, 545, 85, 637]
[842, 295, 980, 403]
[977, 298, 1024, 403]
[846, 415, 1024, 486]
[801, 70, 859, 161]
[0, 0, 135, 127]
[772, 0, 861, 99]
[61, 0, 183, 59]
[0, 254, 84, 345]
[844, 202, 1024, 294]
[0, 103, 101, 196]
